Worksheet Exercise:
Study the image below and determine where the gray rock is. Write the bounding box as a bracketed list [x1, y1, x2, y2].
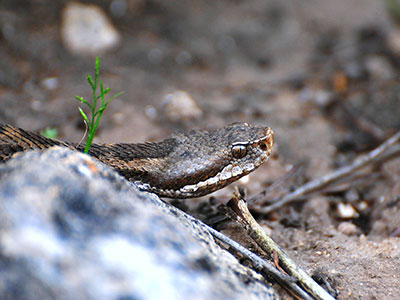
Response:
[0, 147, 279, 300]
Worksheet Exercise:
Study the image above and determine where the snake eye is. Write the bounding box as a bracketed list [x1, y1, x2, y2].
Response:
[231, 144, 247, 159]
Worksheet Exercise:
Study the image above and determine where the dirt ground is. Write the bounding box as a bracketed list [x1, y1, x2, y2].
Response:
[1, 1, 400, 299]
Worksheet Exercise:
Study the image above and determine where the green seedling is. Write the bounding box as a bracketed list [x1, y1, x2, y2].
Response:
[41, 127, 58, 139]
[75, 57, 123, 153]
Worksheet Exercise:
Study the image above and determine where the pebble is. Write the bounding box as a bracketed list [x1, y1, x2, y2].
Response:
[144, 105, 158, 120]
[338, 222, 358, 236]
[337, 202, 358, 219]
[161, 90, 203, 122]
[357, 201, 368, 212]
[61, 2, 121, 56]
[41, 77, 59, 91]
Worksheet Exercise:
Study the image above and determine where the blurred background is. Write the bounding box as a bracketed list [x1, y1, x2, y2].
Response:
[1, 1, 400, 297]
[1, 1, 396, 142]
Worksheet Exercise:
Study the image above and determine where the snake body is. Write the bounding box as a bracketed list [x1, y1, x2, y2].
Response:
[0, 123, 274, 198]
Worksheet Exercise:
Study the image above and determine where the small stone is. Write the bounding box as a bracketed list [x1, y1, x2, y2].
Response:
[357, 201, 368, 212]
[161, 90, 203, 122]
[337, 202, 358, 219]
[41, 77, 59, 91]
[338, 222, 358, 236]
[365, 55, 394, 80]
[61, 2, 121, 56]
[314, 90, 333, 106]
[30, 100, 42, 111]
[144, 105, 158, 120]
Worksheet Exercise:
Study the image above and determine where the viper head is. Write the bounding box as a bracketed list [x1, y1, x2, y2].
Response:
[139, 122, 274, 198]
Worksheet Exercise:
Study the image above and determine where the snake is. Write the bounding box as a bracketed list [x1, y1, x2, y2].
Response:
[0, 122, 274, 198]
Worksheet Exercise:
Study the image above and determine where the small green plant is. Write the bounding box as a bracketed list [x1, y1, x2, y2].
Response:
[41, 127, 58, 139]
[75, 57, 123, 153]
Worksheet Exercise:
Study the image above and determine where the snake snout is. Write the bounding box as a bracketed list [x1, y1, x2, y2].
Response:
[266, 128, 274, 149]
[259, 127, 274, 151]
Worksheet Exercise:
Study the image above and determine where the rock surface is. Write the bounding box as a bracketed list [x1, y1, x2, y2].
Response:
[0, 147, 279, 300]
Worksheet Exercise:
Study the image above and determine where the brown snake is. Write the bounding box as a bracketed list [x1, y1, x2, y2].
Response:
[0, 123, 274, 198]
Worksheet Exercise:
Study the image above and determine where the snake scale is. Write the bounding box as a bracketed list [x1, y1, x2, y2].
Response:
[0, 122, 274, 198]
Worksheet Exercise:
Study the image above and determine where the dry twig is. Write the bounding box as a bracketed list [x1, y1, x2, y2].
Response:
[229, 191, 336, 300]
[257, 130, 400, 214]
[164, 200, 314, 300]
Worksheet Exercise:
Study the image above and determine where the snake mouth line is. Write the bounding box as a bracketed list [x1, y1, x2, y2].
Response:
[176, 153, 268, 196]
[137, 157, 265, 198]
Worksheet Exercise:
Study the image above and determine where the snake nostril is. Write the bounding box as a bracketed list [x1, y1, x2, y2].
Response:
[260, 142, 268, 151]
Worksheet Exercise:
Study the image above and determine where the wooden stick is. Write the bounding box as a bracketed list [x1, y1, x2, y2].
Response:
[258, 131, 400, 214]
[230, 192, 336, 300]
[164, 200, 314, 300]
